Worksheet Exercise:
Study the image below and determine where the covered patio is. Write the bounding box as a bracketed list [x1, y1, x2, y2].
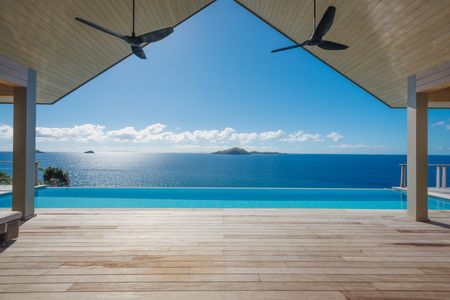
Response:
[1, 0, 450, 298]
[1, 0, 448, 221]
[1, 209, 450, 299]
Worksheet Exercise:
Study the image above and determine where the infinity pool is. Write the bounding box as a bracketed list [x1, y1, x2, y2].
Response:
[1, 188, 449, 209]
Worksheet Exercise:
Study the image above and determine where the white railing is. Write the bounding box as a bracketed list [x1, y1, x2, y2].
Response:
[399, 163, 449, 189]
[0, 161, 40, 186]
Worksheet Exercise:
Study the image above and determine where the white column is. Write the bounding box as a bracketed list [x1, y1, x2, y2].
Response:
[436, 166, 441, 189]
[443, 166, 447, 189]
[400, 164, 406, 188]
[12, 69, 37, 219]
[407, 75, 429, 222]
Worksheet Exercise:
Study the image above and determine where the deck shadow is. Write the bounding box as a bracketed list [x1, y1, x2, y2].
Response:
[427, 220, 450, 230]
[0, 240, 16, 252]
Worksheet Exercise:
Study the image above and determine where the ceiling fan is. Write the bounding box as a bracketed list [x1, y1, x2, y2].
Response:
[75, 0, 173, 59]
[272, 0, 348, 53]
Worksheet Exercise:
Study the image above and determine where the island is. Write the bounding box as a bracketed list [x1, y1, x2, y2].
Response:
[35, 149, 44, 153]
[211, 147, 283, 155]
[84, 150, 95, 154]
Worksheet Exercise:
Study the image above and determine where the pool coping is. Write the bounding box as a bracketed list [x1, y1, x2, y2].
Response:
[0, 185, 46, 196]
[2, 187, 449, 209]
[393, 186, 450, 201]
[39, 186, 394, 190]
[36, 186, 450, 201]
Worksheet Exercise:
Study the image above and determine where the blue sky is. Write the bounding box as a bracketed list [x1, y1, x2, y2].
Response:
[0, 0, 449, 154]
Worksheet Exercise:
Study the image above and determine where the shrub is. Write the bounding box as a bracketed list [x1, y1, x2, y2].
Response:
[0, 171, 11, 185]
[42, 167, 70, 187]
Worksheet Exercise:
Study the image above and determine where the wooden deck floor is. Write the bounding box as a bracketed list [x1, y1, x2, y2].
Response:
[1, 209, 450, 300]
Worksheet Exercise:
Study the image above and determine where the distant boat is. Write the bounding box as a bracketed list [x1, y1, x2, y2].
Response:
[84, 150, 95, 154]
[212, 147, 283, 155]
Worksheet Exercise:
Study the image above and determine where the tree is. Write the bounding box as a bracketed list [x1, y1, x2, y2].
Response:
[42, 167, 70, 187]
[0, 171, 11, 185]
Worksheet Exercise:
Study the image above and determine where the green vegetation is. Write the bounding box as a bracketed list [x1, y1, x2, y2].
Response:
[212, 147, 250, 155]
[42, 167, 70, 187]
[0, 171, 11, 185]
[212, 147, 283, 155]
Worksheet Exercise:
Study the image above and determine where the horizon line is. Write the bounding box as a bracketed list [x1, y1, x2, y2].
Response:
[2, 150, 450, 156]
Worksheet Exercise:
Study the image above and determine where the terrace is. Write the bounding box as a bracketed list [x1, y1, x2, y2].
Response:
[1, 0, 450, 299]
[1, 209, 450, 299]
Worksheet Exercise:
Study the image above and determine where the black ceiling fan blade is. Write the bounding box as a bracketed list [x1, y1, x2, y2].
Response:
[75, 17, 125, 40]
[318, 40, 348, 50]
[138, 27, 174, 43]
[131, 45, 146, 59]
[271, 41, 308, 53]
[312, 6, 336, 40]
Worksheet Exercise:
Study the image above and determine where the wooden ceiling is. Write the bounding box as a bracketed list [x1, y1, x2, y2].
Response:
[1, 0, 449, 107]
[236, 0, 450, 108]
[0, 0, 213, 104]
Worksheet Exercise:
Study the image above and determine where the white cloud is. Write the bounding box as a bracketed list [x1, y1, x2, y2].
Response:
[108, 126, 237, 143]
[141, 123, 166, 135]
[283, 130, 323, 142]
[326, 132, 343, 142]
[190, 127, 236, 142]
[107, 126, 141, 141]
[162, 131, 194, 143]
[0, 124, 13, 138]
[0, 122, 349, 151]
[259, 130, 285, 140]
[431, 121, 450, 131]
[230, 132, 259, 143]
[36, 124, 107, 142]
[431, 121, 446, 127]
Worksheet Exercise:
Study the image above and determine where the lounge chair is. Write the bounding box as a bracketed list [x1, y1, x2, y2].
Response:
[0, 211, 22, 242]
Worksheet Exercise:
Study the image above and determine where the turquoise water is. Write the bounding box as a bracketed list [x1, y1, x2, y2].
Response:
[1, 188, 449, 209]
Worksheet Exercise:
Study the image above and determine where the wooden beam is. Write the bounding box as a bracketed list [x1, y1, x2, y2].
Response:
[0, 83, 14, 97]
[428, 87, 450, 103]
[416, 61, 450, 93]
[0, 56, 27, 87]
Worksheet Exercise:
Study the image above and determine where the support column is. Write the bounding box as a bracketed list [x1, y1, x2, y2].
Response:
[443, 166, 447, 189]
[12, 69, 37, 220]
[436, 166, 441, 189]
[400, 164, 406, 188]
[407, 75, 429, 222]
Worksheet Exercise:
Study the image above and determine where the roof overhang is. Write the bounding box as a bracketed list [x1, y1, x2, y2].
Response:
[0, 0, 214, 104]
[236, 0, 450, 108]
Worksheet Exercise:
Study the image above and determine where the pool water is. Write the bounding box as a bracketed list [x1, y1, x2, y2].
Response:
[1, 188, 449, 209]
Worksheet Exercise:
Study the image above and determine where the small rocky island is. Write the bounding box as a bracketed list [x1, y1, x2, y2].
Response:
[35, 149, 44, 153]
[211, 147, 283, 155]
[84, 150, 95, 154]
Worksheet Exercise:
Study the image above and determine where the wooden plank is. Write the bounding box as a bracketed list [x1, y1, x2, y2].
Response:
[0, 56, 27, 87]
[417, 61, 450, 92]
[428, 87, 450, 102]
[0, 291, 348, 300]
[0, 209, 449, 299]
[0, 84, 13, 97]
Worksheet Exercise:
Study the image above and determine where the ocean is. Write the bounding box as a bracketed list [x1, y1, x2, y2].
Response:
[0, 152, 449, 188]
